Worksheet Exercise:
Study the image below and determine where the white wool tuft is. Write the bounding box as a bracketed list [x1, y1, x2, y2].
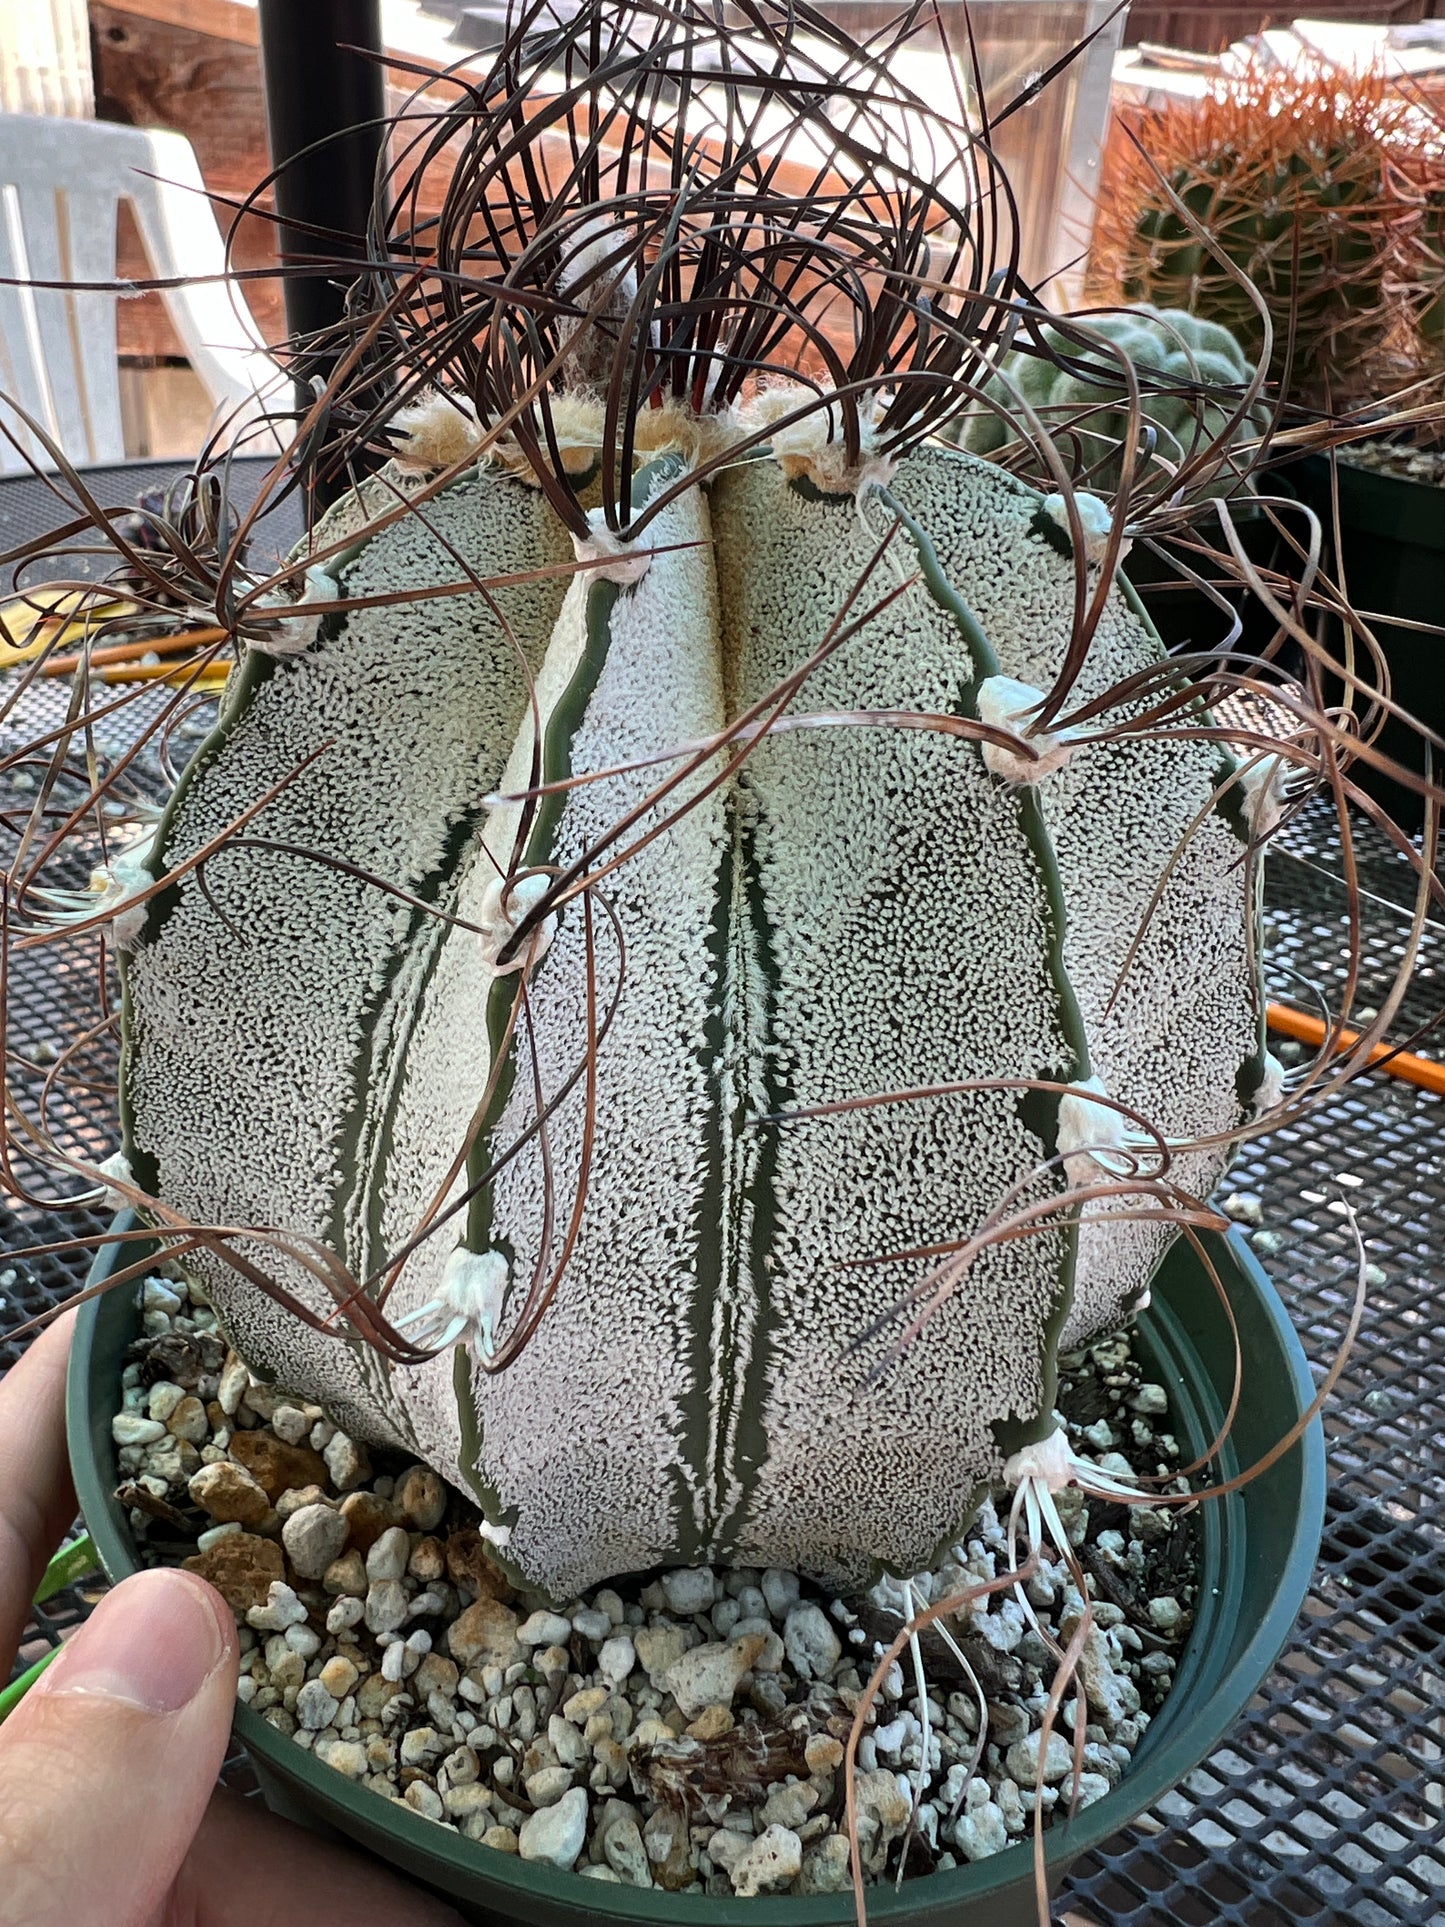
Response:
[976, 675, 1079, 783]
[91, 831, 157, 951]
[393, 1247, 514, 1356]
[573, 510, 653, 586]
[1002, 1425, 1077, 1492]
[440, 1247, 512, 1359]
[251, 564, 339, 658]
[1042, 490, 1129, 565]
[1004, 1424, 1141, 1497]
[477, 871, 555, 975]
[747, 388, 898, 502]
[98, 1149, 135, 1211]
[390, 391, 483, 472]
[1058, 1074, 1131, 1183]
[1253, 1050, 1287, 1115]
[1239, 753, 1290, 839]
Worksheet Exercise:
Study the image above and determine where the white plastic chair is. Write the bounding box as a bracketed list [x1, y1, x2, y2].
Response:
[0, 113, 281, 475]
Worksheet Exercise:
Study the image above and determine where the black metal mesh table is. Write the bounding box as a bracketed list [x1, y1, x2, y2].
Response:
[4, 462, 1443, 1927]
[1067, 818, 1445, 1927]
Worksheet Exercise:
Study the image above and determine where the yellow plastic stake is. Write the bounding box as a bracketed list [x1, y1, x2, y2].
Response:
[0, 592, 138, 661]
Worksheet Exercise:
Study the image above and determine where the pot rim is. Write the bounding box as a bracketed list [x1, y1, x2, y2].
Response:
[68, 1221, 1324, 1922]
[1297, 450, 1445, 550]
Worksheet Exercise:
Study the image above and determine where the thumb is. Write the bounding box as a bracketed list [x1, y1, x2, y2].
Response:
[0, 1567, 237, 1927]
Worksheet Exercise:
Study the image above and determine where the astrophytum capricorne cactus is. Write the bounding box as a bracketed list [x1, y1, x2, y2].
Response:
[93, 0, 1269, 1602]
[115, 399, 1265, 1599]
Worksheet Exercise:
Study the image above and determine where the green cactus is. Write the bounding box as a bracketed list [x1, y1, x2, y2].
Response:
[958, 305, 1262, 493]
[1090, 59, 1416, 413]
[1416, 186, 1445, 360]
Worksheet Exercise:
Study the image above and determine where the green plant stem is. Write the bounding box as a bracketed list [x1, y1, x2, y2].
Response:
[33, 1532, 97, 1605]
[0, 1646, 59, 1723]
[0, 1535, 101, 1725]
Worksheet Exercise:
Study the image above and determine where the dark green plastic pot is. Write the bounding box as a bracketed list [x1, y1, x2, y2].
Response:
[1125, 501, 1301, 668]
[69, 1224, 1323, 1927]
[1294, 452, 1445, 836]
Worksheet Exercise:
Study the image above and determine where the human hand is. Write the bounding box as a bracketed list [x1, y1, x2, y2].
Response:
[0, 1310, 463, 1927]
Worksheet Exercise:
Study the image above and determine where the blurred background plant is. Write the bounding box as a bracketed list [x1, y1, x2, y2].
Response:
[955, 302, 1266, 495]
[1088, 54, 1445, 422]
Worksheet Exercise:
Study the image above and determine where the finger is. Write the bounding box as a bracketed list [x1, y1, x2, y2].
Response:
[0, 1309, 78, 1672]
[0, 1567, 237, 1927]
[167, 1788, 466, 1927]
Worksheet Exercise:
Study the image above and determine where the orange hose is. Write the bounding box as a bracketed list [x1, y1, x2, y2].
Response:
[1267, 1002, 1445, 1097]
[40, 629, 227, 676]
[92, 660, 230, 689]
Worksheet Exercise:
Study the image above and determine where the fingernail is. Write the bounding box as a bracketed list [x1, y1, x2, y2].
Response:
[37, 1569, 232, 1714]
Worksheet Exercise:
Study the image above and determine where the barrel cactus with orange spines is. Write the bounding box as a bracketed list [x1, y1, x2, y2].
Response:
[1091, 57, 1426, 413]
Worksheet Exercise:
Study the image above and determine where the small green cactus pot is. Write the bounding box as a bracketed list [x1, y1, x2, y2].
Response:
[1293, 454, 1445, 837]
[69, 1219, 1322, 1927]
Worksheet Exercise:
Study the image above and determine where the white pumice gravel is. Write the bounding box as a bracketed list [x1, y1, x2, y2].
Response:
[113, 1275, 1198, 1895]
[1340, 440, 1445, 486]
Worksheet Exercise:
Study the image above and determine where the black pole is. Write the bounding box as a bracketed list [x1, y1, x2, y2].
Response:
[257, 0, 390, 508]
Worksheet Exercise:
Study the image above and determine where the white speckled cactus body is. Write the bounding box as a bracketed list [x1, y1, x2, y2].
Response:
[120, 406, 1264, 1599]
[960, 305, 1262, 493]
